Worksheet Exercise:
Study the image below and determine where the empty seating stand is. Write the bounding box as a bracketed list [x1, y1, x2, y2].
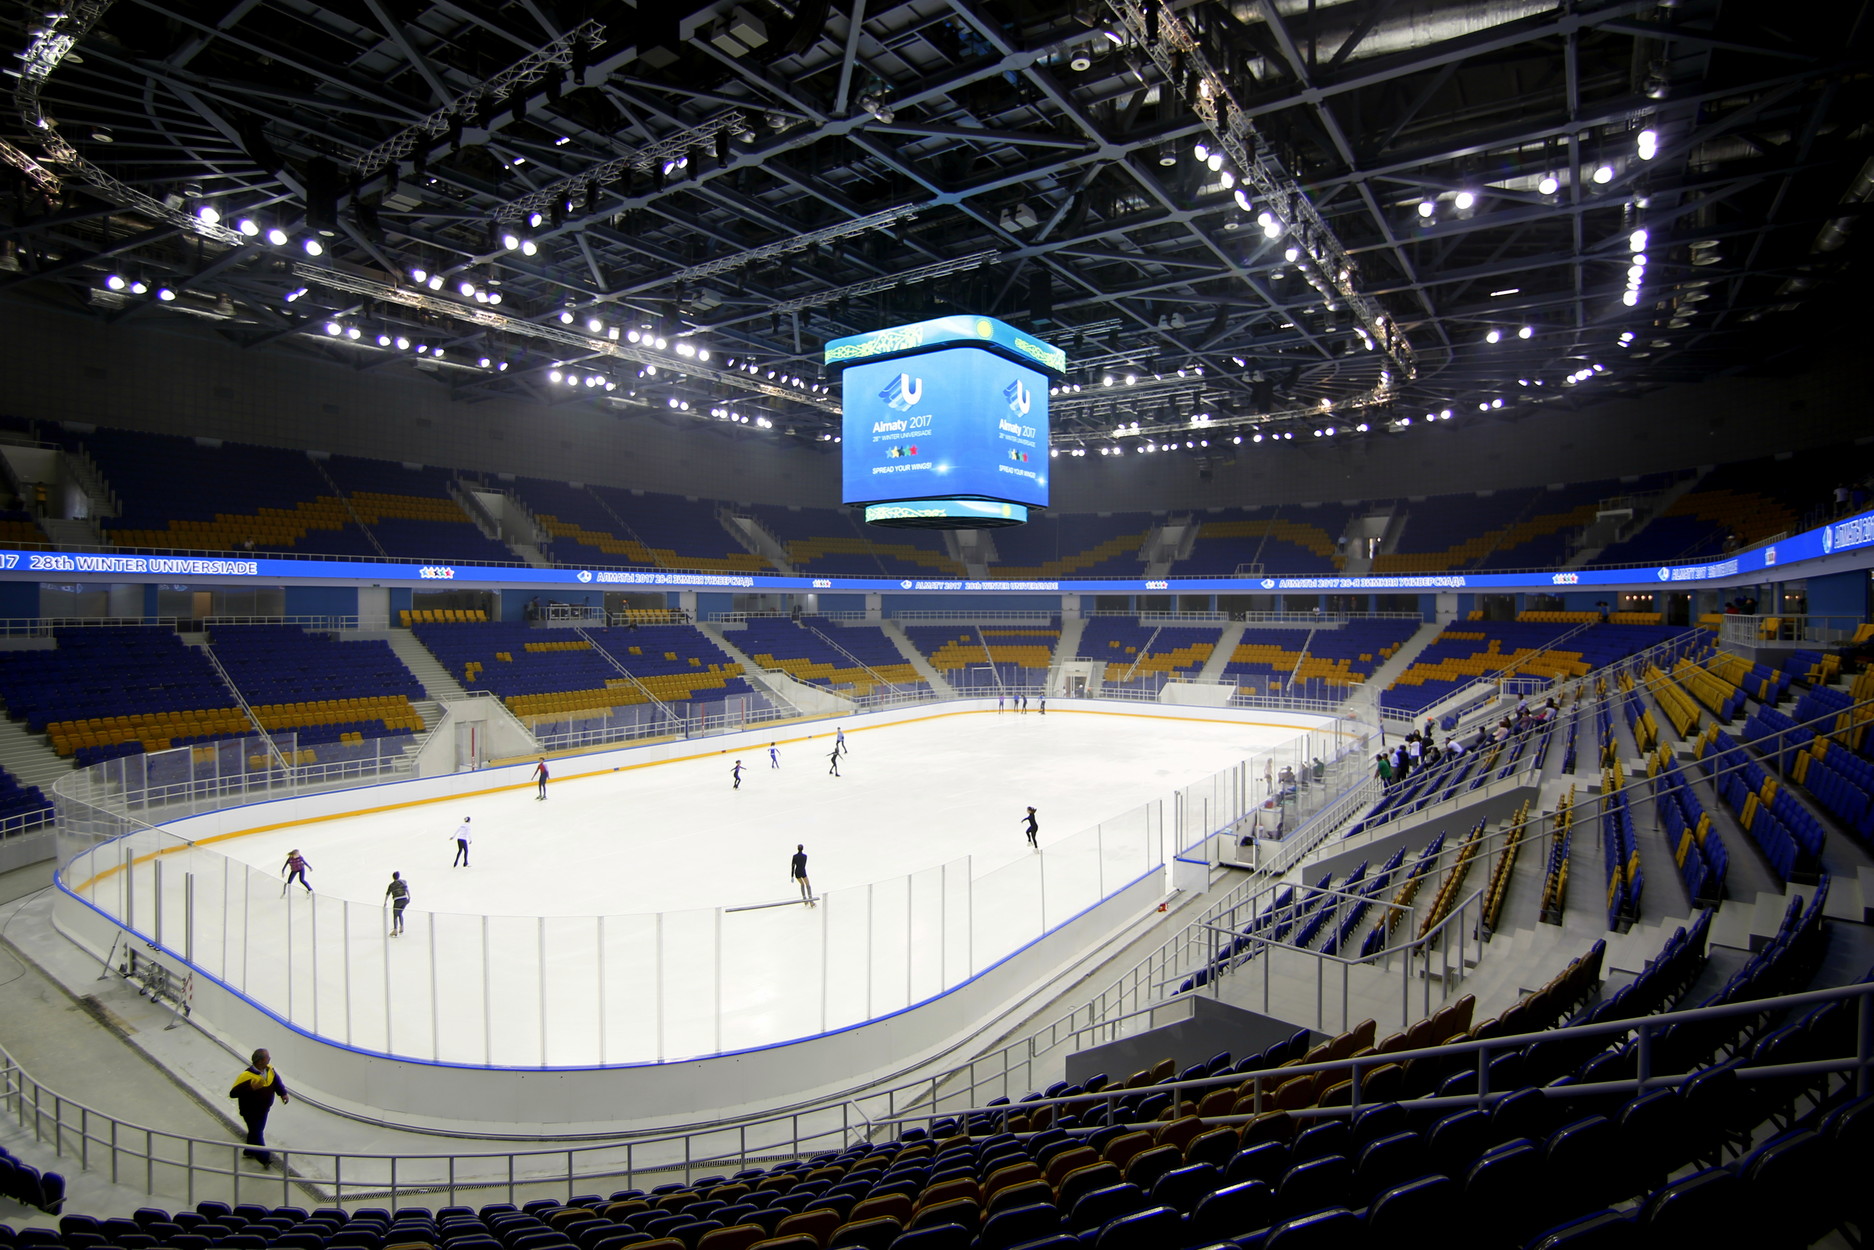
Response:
[728, 618, 924, 698]
[1180, 505, 1348, 575]
[0, 626, 249, 764]
[319, 456, 516, 563]
[208, 625, 426, 756]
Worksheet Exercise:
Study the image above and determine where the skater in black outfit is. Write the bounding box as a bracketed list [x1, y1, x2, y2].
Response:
[451, 818, 472, 866]
[384, 872, 410, 934]
[828, 745, 842, 777]
[532, 757, 549, 799]
[732, 760, 745, 789]
[790, 844, 813, 905]
[280, 850, 312, 895]
[1022, 806, 1039, 849]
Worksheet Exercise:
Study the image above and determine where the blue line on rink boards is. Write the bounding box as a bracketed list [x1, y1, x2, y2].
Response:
[157, 710, 1326, 1066]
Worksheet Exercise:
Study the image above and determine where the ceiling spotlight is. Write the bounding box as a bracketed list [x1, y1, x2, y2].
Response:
[1630, 228, 1649, 253]
[1485, 328, 1502, 344]
[236, 218, 260, 237]
[427, 275, 443, 290]
[1206, 152, 1223, 172]
[559, 310, 574, 324]
[346, 327, 361, 340]
[1158, 145, 1178, 167]
[1537, 175, 1559, 196]
[1517, 325, 1533, 339]
[1454, 190, 1475, 210]
[266, 227, 288, 247]
[156, 288, 175, 301]
[501, 232, 521, 251]
[1416, 200, 1434, 218]
[1068, 44, 1092, 71]
[1636, 129, 1658, 160]
[377, 334, 392, 346]
[1621, 290, 1640, 306]
[195, 204, 219, 226]
[394, 336, 410, 350]
[1592, 164, 1614, 184]
[303, 238, 323, 256]
[1193, 141, 1209, 161]
[521, 240, 538, 256]
[324, 321, 342, 335]
[104, 274, 125, 290]
[587, 317, 603, 333]
[411, 267, 428, 283]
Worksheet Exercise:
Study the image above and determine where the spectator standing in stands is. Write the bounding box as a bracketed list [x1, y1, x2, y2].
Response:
[790, 844, 813, 905]
[384, 872, 410, 935]
[732, 760, 745, 790]
[827, 745, 841, 777]
[1374, 752, 1392, 784]
[1406, 734, 1422, 774]
[451, 817, 472, 866]
[531, 757, 549, 800]
[280, 850, 312, 896]
[1021, 806, 1039, 849]
[769, 742, 780, 768]
[229, 1048, 290, 1167]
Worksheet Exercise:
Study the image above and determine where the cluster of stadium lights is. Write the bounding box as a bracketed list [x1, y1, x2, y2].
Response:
[724, 359, 826, 394]
[708, 407, 773, 428]
[1413, 129, 1655, 222]
[187, 203, 329, 254]
[547, 367, 615, 390]
[410, 267, 504, 305]
[101, 274, 174, 300]
[1623, 229, 1650, 308]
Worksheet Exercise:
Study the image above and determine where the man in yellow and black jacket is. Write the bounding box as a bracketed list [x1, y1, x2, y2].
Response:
[229, 1048, 290, 1167]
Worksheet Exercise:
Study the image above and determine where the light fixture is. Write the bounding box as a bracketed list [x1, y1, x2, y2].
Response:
[1068, 44, 1092, 71]
[1630, 228, 1649, 253]
[411, 267, 428, 283]
[1592, 165, 1614, 184]
[1538, 175, 1559, 196]
[324, 321, 343, 335]
[1193, 141, 1209, 161]
[1485, 328, 1502, 344]
[394, 336, 410, 350]
[266, 227, 289, 246]
[195, 204, 219, 226]
[156, 288, 175, 301]
[236, 218, 260, 237]
[1454, 190, 1475, 210]
[303, 238, 323, 256]
[1517, 325, 1533, 339]
[501, 232, 521, 251]
[1417, 200, 1434, 218]
[104, 274, 125, 291]
[1636, 129, 1658, 161]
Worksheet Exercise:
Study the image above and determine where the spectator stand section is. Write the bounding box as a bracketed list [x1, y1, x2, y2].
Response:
[587, 487, 773, 575]
[1068, 615, 1211, 699]
[900, 619, 1060, 699]
[1177, 504, 1348, 576]
[0, 761, 52, 838]
[82, 428, 376, 557]
[410, 620, 766, 749]
[1598, 441, 1850, 566]
[318, 456, 516, 564]
[985, 512, 1158, 579]
[0, 625, 251, 768]
[1381, 620, 1689, 720]
[205, 624, 426, 769]
[717, 615, 928, 705]
[740, 504, 965, 579]
[1223, 619, 1419, 709]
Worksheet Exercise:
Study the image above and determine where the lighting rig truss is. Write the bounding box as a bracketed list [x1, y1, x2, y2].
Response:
[755, 249, 1003, 320]
[645, 203, 925, 291]
[494, 109, 748, 226]
[291, 262, 842, 415]
[12, 0, 245, 244]
[350, 19, 607, 179]
[1105, 0, 1415, 389]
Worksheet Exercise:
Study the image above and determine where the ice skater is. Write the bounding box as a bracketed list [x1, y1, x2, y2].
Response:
[733, 759, 745, 789]
[769, 743, 780, 769]
[451, 817, 472, 867]
[384, 872, 410, 935]
[790, 843, 814, 906]
[1039, 696, 1045, 715]
[280, 849, 312, 896]
[1021, 806, 1039, 850]
[835, 725, 847, 755]
[827, 745, 841, 777]
[997, 694, 1005, 714]
[532, 757, 549, 799]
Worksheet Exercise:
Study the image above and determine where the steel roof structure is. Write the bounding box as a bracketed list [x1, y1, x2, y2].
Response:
[3, 0, 1870, 452]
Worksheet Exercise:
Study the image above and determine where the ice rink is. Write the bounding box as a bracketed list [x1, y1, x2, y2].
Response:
[72, 707, 1338, 1066]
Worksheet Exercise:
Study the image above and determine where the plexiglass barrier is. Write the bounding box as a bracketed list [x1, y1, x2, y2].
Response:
[55, 717, 1376, 1066]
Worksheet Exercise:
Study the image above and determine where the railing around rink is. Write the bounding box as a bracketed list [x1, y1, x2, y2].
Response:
[49, 711, 1377, 1072]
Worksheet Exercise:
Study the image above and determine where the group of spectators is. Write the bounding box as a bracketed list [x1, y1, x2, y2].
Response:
[1374, 696, 1559, 785]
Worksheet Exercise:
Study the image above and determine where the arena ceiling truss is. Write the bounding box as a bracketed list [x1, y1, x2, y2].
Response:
[1, 0, 1870, 451]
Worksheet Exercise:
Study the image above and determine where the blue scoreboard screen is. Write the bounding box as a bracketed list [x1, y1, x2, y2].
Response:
[840, 347, 1050, 509]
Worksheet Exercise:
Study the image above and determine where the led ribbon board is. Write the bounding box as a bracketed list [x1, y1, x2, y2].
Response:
[826, 316, 1065, 529]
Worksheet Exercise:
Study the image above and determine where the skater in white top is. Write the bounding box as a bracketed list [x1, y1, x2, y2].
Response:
[451, 818, 472, 866]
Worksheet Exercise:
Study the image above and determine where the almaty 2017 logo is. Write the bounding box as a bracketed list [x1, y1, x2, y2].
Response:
[887, 444, 920, 459]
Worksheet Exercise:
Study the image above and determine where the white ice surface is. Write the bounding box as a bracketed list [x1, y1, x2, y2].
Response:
[88, 707, 1329, 1066]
